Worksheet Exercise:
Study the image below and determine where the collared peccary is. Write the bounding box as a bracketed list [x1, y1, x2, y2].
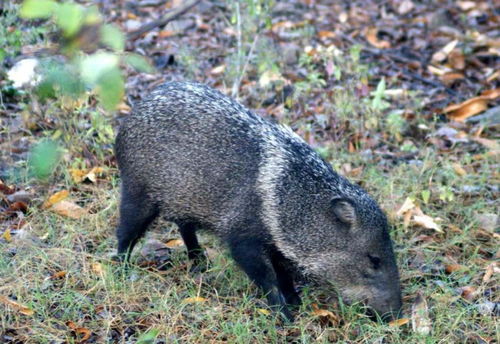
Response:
[115, 81, 402, 321]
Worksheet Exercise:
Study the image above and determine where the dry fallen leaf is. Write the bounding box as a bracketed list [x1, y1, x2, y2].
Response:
[440, 72, 465, 85]
[91, 262, 104, 274]
[413, 214, 443, 233]
[42, 190, 70, 209]
[66, 321, 92, 342]
[428, 64, 448, 76]
[158, 30, 176, 38]
[165, 239, 184, 248]
[311, 303, 339, 325]
[0, 296, 34, 316]
[210, 65, 225, 75]
[448, 49, 465, 70]
[472, 137, 500, 151]
[365, 27, 391, 49]
[182, 296, 207, 304]
[411, 293, 431, 335]
[259, 70, 283, 87]
[318, 31, 336, 39]
[396, 197, 416, 217]
[70, 167, 105, 183]
[117, 102, 132, 113]
[389, 318, 410, 327]
[403, 210, 413, 228]
[482, 263, 496, 283]
[432, 40, 458, 63]
[480, 88, 500, 99]
[49, 271, 67, 279]
[257, 308, 271, 315]
[452, 163, 467, 176]
[49, 200, 87, 219]
[444, 97, 488, 121]
[397, 0, 414, 15]
[2, 228, 12, 242]
[338, 12, 348, 23]
[272, 20, 296, 31]
[460, 286, 477, 301]
[445, 264, 464, 274]
[0, 180, 15, 194]
[444, 89, 500, 121]
[457, 1, 476, 11]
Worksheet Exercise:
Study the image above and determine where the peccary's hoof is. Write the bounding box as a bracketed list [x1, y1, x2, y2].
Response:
[279, 306, 295, 323]
[285, 292, 301, 307]
[188, 259, 209, 274]
[111, 254, 122, 263]
[112, 253, 130, 266]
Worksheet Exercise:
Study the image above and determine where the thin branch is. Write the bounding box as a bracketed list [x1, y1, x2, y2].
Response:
[127, 0, 201, 41]
[231, 34, 260, 99]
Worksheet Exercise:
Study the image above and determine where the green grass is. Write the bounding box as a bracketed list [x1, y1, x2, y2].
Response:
[1, 144, 497, 343]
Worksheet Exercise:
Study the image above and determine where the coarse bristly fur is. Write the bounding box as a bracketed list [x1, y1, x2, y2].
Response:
[115, 81, 402, 322]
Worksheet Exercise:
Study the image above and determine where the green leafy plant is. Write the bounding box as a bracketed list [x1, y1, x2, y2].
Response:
[20, 0, 153, 110]
[28, 139, 61, 180]
[371, 77, 390, 111]
[225, 0, 276, 97]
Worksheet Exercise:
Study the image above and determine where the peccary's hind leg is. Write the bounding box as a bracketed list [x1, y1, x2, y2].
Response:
[177, 221, 207, 272]
[270, 248, 301, 306]
[228, 236, 293, 322]
[116, 186, 159, 263]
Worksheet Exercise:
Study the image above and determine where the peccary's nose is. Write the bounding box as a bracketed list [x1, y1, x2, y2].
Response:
[368, 289, 402, 322]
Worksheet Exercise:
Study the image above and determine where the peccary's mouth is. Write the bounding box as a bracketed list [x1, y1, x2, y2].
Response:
[366, 307, 401, 322]
[339, 288, 402, 322]
[365, 294, 403, 322]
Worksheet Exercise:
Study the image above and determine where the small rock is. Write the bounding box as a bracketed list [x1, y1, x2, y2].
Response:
[476, 301, 500, 316]
[125, 20, 142, 32]
[6, 190, 33, 204]
[475, 213, 498, 232]
[7, 58, 40, 88]
[281, 43, 300, 65]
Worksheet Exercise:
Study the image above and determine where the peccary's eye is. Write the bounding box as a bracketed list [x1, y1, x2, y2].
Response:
[368, 254, 381, 270]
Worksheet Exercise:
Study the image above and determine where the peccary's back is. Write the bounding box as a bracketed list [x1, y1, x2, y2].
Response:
[116, 82, 268, 227]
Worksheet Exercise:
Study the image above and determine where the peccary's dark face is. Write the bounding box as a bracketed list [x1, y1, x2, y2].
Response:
[302, 198, 402, 320]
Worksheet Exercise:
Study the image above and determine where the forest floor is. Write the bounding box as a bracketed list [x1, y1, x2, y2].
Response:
[0, 0, 498, 343]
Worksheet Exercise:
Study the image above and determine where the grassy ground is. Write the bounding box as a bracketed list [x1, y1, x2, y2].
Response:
[1, 1, 499, 343]
[1, 136, 497, 343]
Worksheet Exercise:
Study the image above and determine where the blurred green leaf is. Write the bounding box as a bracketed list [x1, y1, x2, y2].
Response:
[136, 329, 159, 344]
[37, 61, 85, 99]
[349, 44, 361, 63]
[20, 0, 57, 19]
[54, 2, 84, 37]
[80, 52, 119, 85]
[83, 5, 101, 25]
[100, 24, 125, 52]
[421, 190, 431, 204]
[28, 139, 61, 180]
[96, 67, 124, 110]
[124, 53, 154, 73]
[371, 77, 389, 111]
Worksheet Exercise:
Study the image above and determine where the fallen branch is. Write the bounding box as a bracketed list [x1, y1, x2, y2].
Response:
[127, 0, 201, 40]
[339, 33, 458, 96]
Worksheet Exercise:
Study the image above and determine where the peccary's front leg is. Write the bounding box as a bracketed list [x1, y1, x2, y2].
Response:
[116, 186, 159, 263]
[177, 221, 207, 272]
[269, 247, 301, 306]
[228, 236, 293, 322]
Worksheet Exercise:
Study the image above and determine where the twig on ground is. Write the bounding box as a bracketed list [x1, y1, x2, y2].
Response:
[339, 32, 458, 96]
[127, 0, 201, 41]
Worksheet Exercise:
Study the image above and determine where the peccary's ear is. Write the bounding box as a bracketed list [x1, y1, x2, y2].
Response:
[331, 198, 356, 225]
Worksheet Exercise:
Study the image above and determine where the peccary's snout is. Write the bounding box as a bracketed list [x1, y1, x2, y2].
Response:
[367, 288, 403, 321]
